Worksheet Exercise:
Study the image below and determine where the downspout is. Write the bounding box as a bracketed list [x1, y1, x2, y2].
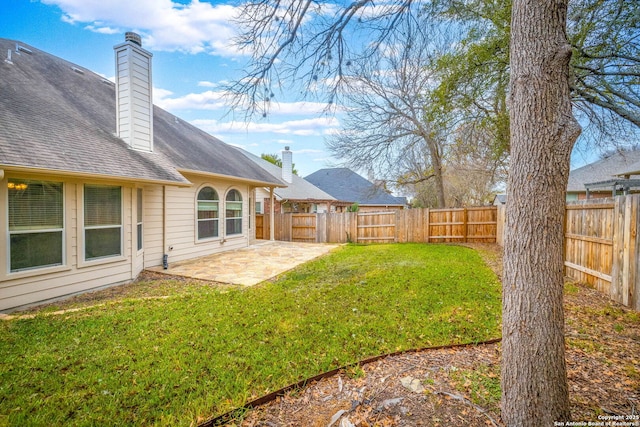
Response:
[162, 185, 168, 269]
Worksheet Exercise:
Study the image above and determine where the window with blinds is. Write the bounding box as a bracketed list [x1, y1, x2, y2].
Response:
[8, 179, 64, 272]
[225, 189, 243, 236]
[84, 184, 122, 260]
[197, 187, 219, 240]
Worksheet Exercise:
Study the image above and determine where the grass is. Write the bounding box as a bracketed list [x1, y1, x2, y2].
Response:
[0, 243, 501, 426]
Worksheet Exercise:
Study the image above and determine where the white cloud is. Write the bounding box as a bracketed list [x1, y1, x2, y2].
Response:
[153, 87, 174, 101]
[42, 0, 244, 56]
[152, 87, 338, 118]
[191, 116, 341, 137]
[155, 90, 227, 111]
[268, 100, 335, 115]
[84, 24, 119, 34]
[294, 148, 324, 154]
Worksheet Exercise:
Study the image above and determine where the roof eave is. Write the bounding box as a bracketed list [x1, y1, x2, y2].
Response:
[0, 164, 192, 187]
[177, 168, 287, 188]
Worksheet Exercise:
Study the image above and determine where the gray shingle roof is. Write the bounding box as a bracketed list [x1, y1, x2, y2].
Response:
[567, 150, 640, 192]
[235, 149, 336, 201]
[0, 38, 283, 187]
[305, 168, 406, 206]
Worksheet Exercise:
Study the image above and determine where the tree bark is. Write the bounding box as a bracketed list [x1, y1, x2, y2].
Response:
[502, 0, 581, 425]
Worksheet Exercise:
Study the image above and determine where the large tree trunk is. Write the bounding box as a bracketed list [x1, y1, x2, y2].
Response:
[425, 136, 446, 208]
[502, 0, 582, 426]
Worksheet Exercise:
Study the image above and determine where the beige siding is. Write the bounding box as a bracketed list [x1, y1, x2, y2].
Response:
[143, 184, 165, 269]
[163, 175, 250, 265]
[0, 174, 136, 311]
[1, 171, 258, 311]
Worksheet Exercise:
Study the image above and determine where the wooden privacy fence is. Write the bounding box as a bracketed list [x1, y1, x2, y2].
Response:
[255, 207, 498, 245]
[497, 194, 640, 311]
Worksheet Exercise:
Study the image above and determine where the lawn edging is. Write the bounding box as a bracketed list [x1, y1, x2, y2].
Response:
[201, 337, 503, 426]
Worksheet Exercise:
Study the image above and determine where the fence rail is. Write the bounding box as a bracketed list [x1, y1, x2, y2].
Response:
[257, 196, 639, 311]
[256, 207, 498, 245]
[497, 194, 640, 311]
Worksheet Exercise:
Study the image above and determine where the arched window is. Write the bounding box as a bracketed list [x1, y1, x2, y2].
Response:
[225, 189, 243, 235]
[197, 187, 219, 240]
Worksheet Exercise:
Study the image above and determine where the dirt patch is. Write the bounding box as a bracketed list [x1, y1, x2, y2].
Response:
[228, 244, 640, 427]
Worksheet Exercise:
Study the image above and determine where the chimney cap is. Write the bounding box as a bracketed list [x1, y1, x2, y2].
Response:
[284, 146, 290, 151]
[125, 32, 142, 46]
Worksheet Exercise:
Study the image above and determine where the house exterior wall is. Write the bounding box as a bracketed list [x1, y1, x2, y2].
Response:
[0, 172, 140, 311]
[153, 174, 252, 266]
[566, 191, 637, 201]
[0, 171, 259, 311]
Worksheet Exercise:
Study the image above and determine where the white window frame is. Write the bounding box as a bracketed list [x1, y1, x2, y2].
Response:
[196, 186, 220, 241]
[225, 189, 243, 236]
[83, 184, 123, 262]
[136, 188, 143, 252]
[7, 178, 65, 273]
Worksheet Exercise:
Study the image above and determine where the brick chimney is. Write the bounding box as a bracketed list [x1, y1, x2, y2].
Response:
[282, 146, 293, 183]
[113, 32, 153, 152]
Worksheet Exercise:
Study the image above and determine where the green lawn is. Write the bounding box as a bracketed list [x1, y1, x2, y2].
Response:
[0, 244, 501, 426]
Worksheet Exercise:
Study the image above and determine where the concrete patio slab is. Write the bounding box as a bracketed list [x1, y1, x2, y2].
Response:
[147, 241, 342, 286]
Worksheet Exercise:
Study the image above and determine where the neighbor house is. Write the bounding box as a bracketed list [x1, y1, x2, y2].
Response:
[0, 34, 286, 311]
[567, 149, 640, 200]
[237, 147, 351, 215]
[305, 168, 407, 212]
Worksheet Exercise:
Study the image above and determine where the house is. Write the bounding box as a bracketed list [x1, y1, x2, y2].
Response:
[237, 147, 352, 215]
[0, 34, 286, 312]
[305, 168, 407, 212]
[567, 149, 640, 200]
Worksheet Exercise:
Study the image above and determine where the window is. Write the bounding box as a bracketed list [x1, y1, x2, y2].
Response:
[226, 189, 243, 235]
[84, 185, 122, 260]
[137, 188, 143, 251]
[255, 201, 263, 214]
[197, 187, 219, 240]
[8, 179, 64, 272]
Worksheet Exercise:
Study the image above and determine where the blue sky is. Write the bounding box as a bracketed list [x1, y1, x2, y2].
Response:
[1, 0, 607, 181]
[1, 0, 340, 177]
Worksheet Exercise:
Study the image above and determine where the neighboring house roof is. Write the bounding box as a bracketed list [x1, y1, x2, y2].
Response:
[567, 150, 640, 192]
[492, 194, 507, 205]
[619, 159, 640, 176]
[0, 38, 284, 187]
[235, 149, 337, 201]
[305, 168, 407, 206]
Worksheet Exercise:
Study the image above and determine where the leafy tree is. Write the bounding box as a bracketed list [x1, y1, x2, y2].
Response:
[424, 0, 639, 153]
[260, 153, 299, 175]
[229, 0, 633, 423]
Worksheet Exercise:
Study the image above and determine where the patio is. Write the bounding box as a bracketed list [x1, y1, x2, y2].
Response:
[147, 240, 342, 286]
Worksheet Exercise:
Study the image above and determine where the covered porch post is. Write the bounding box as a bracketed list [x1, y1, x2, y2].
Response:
[269, 187, 275, 241]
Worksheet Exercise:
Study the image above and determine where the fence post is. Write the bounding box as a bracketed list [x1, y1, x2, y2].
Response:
[610, 195, 640, 309]
[496, 205, 505, 247]
[425, 208, 430, 243]
[463, 208, 468, 243]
